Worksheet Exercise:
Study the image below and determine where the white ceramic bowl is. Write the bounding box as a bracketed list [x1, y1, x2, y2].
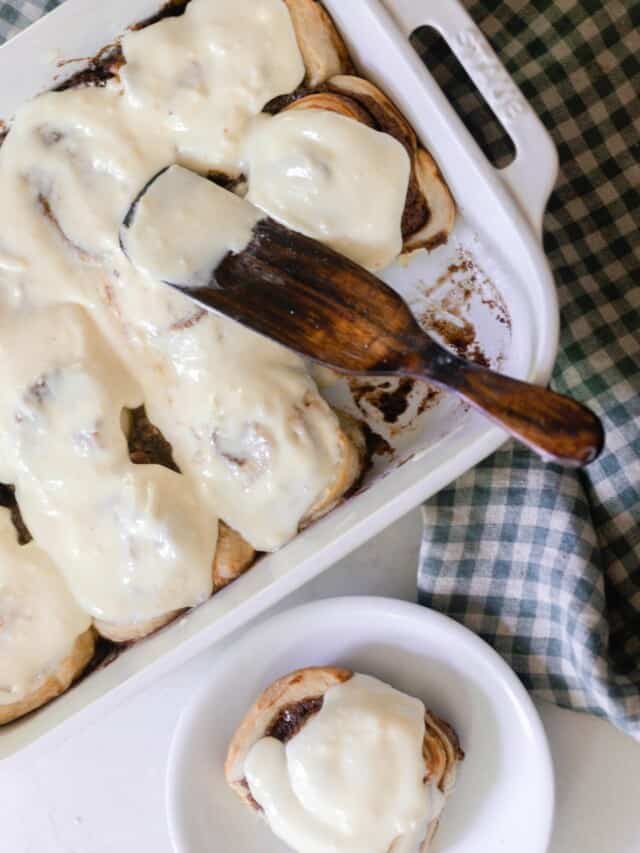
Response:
[167, 596, 555, 852]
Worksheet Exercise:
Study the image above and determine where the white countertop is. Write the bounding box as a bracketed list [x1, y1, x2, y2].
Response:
[2, 508, 639, 852]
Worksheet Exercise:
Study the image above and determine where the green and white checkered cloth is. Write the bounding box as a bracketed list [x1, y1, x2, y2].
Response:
[416, 1, 640, 738]
[1, 0, 638, 735]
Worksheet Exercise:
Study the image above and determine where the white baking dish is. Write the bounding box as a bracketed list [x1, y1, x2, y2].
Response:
[0, 0, 558, 760]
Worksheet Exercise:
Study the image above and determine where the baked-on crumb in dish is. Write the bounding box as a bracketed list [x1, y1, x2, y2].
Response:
[226, 667, 463, 852]
[0, 0, 455, 722]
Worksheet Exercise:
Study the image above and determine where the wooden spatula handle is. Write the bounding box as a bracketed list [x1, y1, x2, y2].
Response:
[405, 342, 604, 466]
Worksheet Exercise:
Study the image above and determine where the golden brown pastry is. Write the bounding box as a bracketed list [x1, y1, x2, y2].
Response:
[284, 0, 353, 86]
[1, 630, 96, 726]
[305, 412, 366, 523]
[0, 510, 95, 725]
[212, 522, 258, 592]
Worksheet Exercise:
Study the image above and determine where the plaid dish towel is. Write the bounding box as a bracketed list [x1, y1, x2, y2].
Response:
[416, 1, 640, 738]
[1, 0, 638, 734]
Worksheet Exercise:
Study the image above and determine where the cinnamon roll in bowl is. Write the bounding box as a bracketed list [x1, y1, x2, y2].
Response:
[226, 667, 463, 852]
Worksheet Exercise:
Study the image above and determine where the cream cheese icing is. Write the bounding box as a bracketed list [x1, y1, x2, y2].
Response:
[0, 304, 217, 623]
[0, 0, 410, 640]
[244, 674, 444, 853]
[243, 109, 411, 271]
[0, 510, 91, 705]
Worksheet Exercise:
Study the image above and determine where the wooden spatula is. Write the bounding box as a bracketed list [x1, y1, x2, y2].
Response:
[121, 167, 604, 467]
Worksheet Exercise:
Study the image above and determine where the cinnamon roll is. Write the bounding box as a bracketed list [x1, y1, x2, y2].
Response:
[283, 0, 354, 86]
[0, 510, 94, 725]
[254, 72, 456, 264]
[0, 304, 218, 644]
[226, 667, 463, 852]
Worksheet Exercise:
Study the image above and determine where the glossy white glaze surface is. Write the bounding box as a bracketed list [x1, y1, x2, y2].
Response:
[245, 674, 441, 853]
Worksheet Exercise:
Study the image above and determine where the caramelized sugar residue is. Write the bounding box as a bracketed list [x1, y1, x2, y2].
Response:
[418, 247, 510, 368]
[0, 483, 31, 545]
[127, 406, 179, 471]
[350, 378, 412, 423]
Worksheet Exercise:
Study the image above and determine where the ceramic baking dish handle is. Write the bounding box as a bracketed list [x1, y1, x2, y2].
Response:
[382, 0, 558, 236]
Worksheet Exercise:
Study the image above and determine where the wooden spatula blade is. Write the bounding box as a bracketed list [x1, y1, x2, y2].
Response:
[121, 166, 604, 467]
[180, 218, 422, 374]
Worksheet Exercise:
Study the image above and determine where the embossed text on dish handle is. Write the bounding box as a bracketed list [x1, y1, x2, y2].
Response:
[455, 28, 529, 124]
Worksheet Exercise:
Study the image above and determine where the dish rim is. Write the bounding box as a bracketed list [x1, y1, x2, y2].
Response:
[165, 595, 556, 853]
